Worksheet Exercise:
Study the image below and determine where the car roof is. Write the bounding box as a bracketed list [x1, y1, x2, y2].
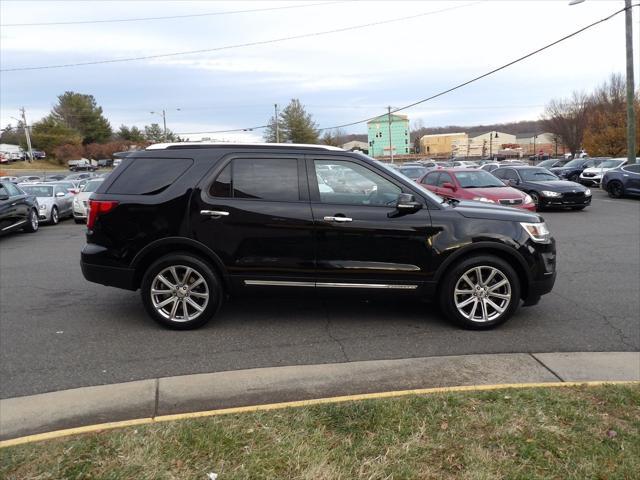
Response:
[146, 142, 344, 151]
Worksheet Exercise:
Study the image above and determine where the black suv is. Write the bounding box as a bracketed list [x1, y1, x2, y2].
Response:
[81, 144, 556, 330]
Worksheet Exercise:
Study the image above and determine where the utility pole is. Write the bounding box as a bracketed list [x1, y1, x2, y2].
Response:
[387, 106, 394, 163]
[20, 107, 33, 163]
[161, 109, 167, 142]
[625, 0, 636, 163]
[274, 104, 280, 143]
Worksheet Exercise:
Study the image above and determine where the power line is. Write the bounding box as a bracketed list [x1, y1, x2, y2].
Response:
[0, 2, 480, 72]
[0, 1, 343, 27]
[317, 3, 639, 131]
[173, 125, 269, 135]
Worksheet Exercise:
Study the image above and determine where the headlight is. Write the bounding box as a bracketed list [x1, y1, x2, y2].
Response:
[520, 222, 551, 243]
[472, 197, 495, 203]
[39, 204, 47, 210]
[524, 194, 533, 204]
[585, 188, 591, 196]
[541, 190, 561, 197]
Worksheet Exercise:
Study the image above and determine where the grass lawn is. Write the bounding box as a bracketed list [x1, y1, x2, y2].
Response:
[2, 384, 639, 479]
[0, 159, 65, 172]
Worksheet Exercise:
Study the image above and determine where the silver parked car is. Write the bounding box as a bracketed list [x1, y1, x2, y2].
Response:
[73, 177, 104, 223]
[19, 183, 74, 224]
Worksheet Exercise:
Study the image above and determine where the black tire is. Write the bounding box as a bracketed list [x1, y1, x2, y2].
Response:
[74, 218, 84, 224]
[439, 254, 520, 330]
[50, 206, 59, 225]
[607, 180, 623, 199]
[529, 191, 541, 207]
[568, 173, 579, 182]
[23, 208, 39, 233]
[140, 253, 223, 330]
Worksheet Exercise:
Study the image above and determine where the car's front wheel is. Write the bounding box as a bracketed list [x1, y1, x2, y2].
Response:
[23, 208, 39, 233]
[50, 206, 59, 224]
[440, 255, 520, 329]
[529, 191, 541, 207]
[141, 253, 222, 330]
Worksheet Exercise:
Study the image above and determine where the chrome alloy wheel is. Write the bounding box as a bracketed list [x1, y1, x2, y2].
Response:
[150, 265, 209, 322]
[31, 210, 39, 230]
[454, 266, 511, 323]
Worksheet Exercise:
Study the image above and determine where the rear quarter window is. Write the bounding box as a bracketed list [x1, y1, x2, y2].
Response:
[107, 157, 193, 195]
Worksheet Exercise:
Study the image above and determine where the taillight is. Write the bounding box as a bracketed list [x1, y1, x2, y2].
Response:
[87, 200, 118, 230]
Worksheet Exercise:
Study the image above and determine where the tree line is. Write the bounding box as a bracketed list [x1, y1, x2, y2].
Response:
[0, 91, 180, 163]
[542, 73, 639, 157]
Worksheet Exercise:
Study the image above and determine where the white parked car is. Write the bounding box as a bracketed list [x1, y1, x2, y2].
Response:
[73, 177, 104, 223]
[19, 183, 74, 224]
[579, 158, 627, 186]
[451, 160, 480, 169]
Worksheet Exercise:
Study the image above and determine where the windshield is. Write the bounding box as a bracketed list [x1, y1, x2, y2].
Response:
[599, 159, 625, 169]
[520, 168, 559, 181]
[82, 180, 103, 192]
[537, 159, 557, 168]
[398, 166, 428, 179]
[20, 185, 53, 197]
[453, 170, 505, 188]
[562, 158, 586, 168]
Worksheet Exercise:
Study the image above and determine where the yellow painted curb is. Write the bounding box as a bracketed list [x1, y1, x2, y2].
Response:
[1, 380, 637, 448]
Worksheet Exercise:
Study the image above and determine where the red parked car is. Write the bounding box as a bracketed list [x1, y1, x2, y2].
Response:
[418, 168, 536, 211]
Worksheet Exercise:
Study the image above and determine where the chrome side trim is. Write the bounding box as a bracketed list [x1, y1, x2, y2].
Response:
[244, 280, 418, 290]
[2, 220, 26, 231]
[317, 282, 418, 290]
[244, 280, 315, 287]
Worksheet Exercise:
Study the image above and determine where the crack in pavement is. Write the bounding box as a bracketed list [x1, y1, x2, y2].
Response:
[550, 291, 639, 350]
[322, 300, 350, 362]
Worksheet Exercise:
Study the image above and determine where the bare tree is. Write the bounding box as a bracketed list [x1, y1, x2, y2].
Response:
[541, 91, 591, 155]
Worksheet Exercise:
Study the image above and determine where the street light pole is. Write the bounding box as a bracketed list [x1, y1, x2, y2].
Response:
[150, 108, 180, 142]
[570, 0, 636, 163]
[387, 106, 394, 164]
[624, 0, 636, 163]
[274, 104, 280, 143]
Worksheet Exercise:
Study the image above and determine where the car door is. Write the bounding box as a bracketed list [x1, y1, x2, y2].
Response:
[419, 171, 439, 194]
[622, 164, 640, 194]
[192, 153, 315, 285]
[0, 182, 27, 231]
[54, 185, 73, 215]
[0, 183, 16, 231]
[435, 172, 456, 198]
[308, 155, 432, 287]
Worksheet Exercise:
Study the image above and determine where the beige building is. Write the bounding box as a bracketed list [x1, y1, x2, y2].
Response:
[452, 131, 518, 158]
[516, 132, 560, 155]
[419, 132, 467, 157]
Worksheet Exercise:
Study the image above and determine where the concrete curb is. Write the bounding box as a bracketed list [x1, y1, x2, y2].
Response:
[1, 351, 638, 442]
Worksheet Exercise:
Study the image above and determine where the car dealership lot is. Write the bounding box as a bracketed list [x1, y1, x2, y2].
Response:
[0, 189, 638, 399]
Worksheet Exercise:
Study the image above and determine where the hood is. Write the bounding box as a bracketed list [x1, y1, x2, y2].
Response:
[463, 186, 525, 200]
[450, 200, 541, 222]
[583, 166, 617, 175]
[35, 196, 55, 205]
[525, 180, 587, 192]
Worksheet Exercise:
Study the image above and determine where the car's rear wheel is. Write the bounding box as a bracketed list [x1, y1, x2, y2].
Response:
[141, 253, 222, 330]
[440, 255, 520, 329]
[568, 173, 579, 182]
[23, 208, 39, 233]
[607, 180, 623, 198]
[50, 206, 59, 224]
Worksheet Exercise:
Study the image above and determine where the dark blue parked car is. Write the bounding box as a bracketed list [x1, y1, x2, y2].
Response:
[550, 157, 607, 182]
[601, 163, 640, 198]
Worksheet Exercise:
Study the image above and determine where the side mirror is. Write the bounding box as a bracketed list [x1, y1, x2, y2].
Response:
[442, 182, 456, 190]
[393, 193, 422, 215]
[0, 193, 9, 201]
[56, 191, 65, 197]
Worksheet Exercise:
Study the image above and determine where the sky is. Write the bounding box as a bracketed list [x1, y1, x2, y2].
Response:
[1, 0, 638, 142]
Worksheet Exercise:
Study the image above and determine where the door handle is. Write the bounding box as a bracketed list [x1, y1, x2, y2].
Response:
[324, 216, 352, 223]
[200, 210, 229, 217]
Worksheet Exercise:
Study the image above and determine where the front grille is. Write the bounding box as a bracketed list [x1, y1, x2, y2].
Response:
[562, 191, 585, 199]
[499, 199, 523, 205]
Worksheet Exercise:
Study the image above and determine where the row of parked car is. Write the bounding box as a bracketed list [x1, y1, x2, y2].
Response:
[0, 172, 107, 236]
[389, 156, 640, 203]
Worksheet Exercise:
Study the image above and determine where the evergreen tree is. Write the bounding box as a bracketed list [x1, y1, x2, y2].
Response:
[264, 99, 319, 144]
[117, 125, 145, 142]
[51, 91, 112, 144]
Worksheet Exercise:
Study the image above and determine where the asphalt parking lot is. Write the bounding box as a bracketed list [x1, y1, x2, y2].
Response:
[1, 189, 638, 399]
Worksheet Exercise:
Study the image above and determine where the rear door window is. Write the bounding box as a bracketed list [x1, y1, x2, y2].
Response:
[436, 172, 453, 187]
[422, 172, 439, 186]
[107, 157, 193, 195]
[209, 158, 300, 202]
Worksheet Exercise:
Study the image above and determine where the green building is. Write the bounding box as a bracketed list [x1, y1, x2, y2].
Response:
[367, 113, 410, 158]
